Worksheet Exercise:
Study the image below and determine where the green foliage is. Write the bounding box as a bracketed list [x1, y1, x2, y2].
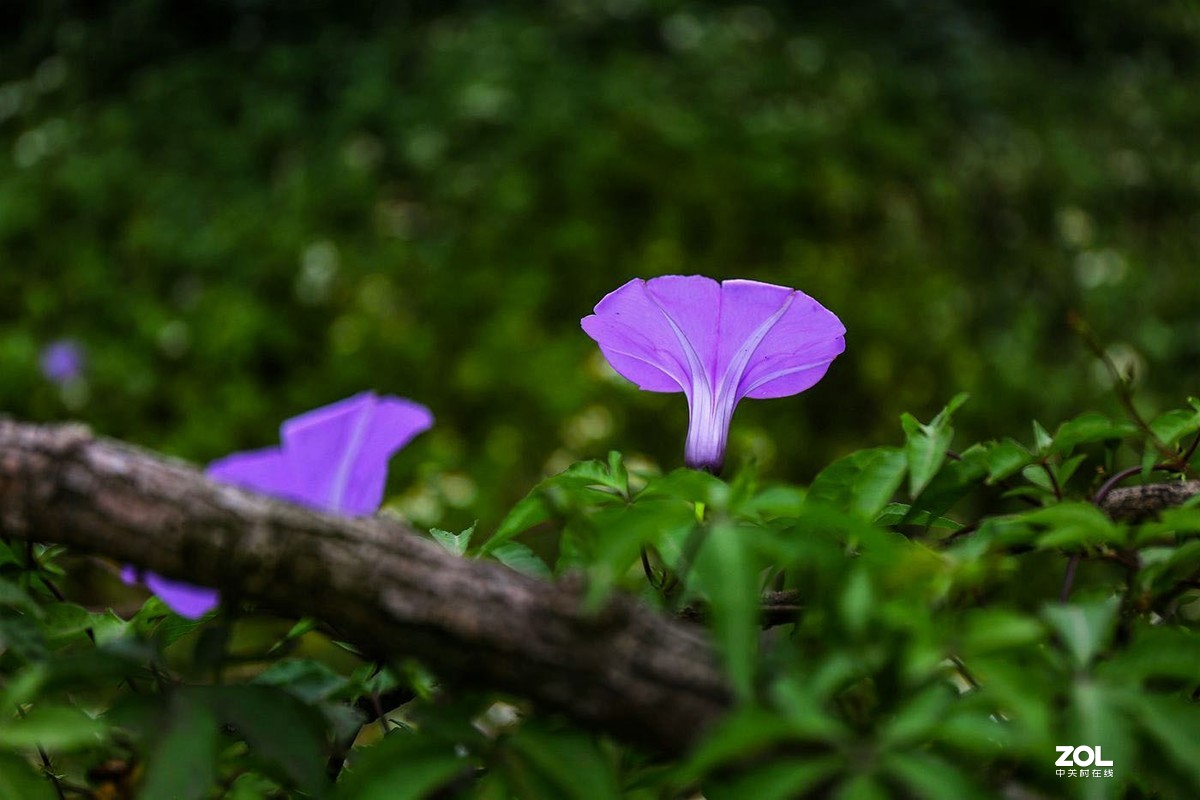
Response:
[1, 390, 1200, 795]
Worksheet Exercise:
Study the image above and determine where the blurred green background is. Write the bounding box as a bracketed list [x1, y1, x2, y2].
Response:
[3, 0, 1199, 532]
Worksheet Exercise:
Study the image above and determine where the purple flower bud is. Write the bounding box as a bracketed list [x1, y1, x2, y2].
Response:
[39, 340, 85, 384]
[582, 276, 845, 473]
[126, 392, 433, 618]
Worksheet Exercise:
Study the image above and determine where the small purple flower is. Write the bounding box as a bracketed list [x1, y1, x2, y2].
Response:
[582, 276, 845, 473]
[40, 339, 85, 384]
[125, 392, 433, 618]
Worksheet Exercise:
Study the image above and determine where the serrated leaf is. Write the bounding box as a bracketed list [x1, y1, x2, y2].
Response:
[491, 542, 552, 579]
[430, 524, 474, 557]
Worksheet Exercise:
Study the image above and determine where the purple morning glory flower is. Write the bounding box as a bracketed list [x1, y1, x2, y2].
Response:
[39, 339, 85, 384]
[581, 276, 845, 473]
[125, 392, 434, 618]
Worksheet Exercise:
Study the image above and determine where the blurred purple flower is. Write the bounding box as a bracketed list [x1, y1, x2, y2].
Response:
[125, 391, 434, 618]
[582, 276, 845, 473]
[40, 339, 85, 384]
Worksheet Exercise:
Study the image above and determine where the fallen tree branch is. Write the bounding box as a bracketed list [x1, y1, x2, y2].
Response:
[1098, 480, 1200, 521]
[0, 421, 732, 755]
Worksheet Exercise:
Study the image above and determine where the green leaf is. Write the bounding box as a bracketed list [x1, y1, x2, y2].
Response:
[0, 617, 47, 662]
[0, 579, 43, 618]
[205, 685, 332, 797]
[973, 439, 1033, 483]
[141, 692, 221, 800]
[430, 524, 475, 557]
[808, 447, 907, 520]
[676, 707, 819, 783]
[879, 685, 955, 748]
[0, 751, 56, 800]
[693, 523, 759, 698]
[959, 610, 1045, 655]
[1043, 597, 1120, 670]
[503, 723, 620, 800]
[491, 541, 552, 579]
[639, 468, 729, 507]
[1032, 420, 1054, 456]
[1126, 694, 1200, 786]
[552, 458, 629, 496]
[1148, 399, 1200, 449]
[336, 730, 467, 800]
[228, 773, 286, 800]
[1101, 625, 1200, 682]
[874, 503, 962, 530]
[1021, 503, 1125, 549]
[703, 756, 840, 800]
[1051, 414, 1137, 455]
[584, 500, 695, 603]
[0, 706, 106, 751]
[738, 485, 806, 519]
[1070, 680, 1134, 787]
[606, 450, 629, 496]
[901, 392, 968, 497]
[838, 567, 873, 638]
[252, 659, 353, 704]
[885, 752, 986, 800]
[480, 493, 554, 556]
[833, 774, 889, 800]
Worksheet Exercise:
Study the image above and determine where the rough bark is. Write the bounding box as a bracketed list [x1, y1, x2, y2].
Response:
[1099, 481, 1200, 521]
[0, 421, 732, 756]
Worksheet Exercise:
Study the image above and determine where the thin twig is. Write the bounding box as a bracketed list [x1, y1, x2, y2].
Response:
[1069, 313, 1191, 473]
[1059, 554, 1080, 603]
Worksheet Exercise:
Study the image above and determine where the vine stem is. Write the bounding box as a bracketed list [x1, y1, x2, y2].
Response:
[1069, 312, 1193, 475]
[1059, 554, 1080, 603]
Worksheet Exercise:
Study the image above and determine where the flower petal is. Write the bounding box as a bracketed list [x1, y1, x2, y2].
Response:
[206, 447, 300, 502]
[734, 289, 845, 400]
[279, 392, 434, 515]
[581, 277, 721, 394]
[144, 574, 220, 619]
[123, 391, 432, 620]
